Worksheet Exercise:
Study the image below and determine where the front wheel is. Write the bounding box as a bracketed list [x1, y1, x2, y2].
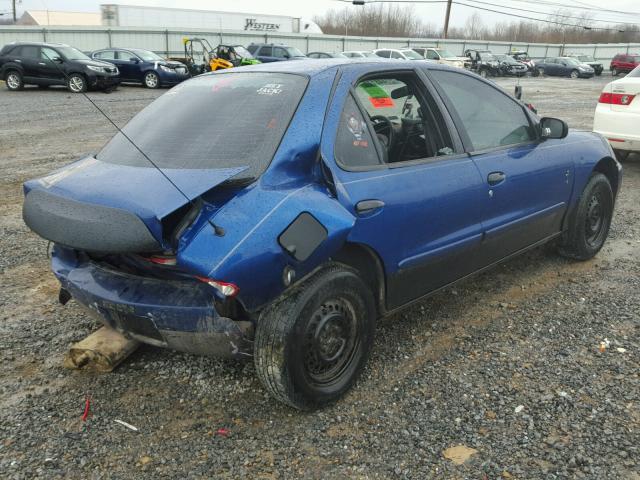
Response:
[67, 74, 87, 93]
[558, 173, 613, 261]
[144, 71, 159, 89]
[537, 67, 545, 76]
[612, 67, 618, 76]
[5, 70, 23, 90]
[479, 69, 488, 78]
[570, 69, 579, 79]
[254, 264, 376, 410]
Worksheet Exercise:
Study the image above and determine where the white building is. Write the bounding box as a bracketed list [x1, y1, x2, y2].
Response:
[100, 4, 322, 34]
[18, 10, 102, 26]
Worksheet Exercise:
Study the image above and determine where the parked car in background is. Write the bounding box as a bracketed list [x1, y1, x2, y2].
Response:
[341, 50, 377, 58]
[0, 41, 120, 93]
[510, 50, 538, 76]
[412, 47, 465, 68]
[91, 48, 189, 88]
[246, 43, 306, 62]
[23, 59, 621, 409]
[594, 65, 640, 160]
[464, 49, 500, 78]
[610, 53, 640, 76]
[567, 53, 603, 76]
[373, 48, 426, 61]
[537, 57, 594, 78]
[307, 52, 347, 59]
[494, 54, 528, 77]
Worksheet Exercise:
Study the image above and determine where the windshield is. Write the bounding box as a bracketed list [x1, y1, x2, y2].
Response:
[233, 46, 253, 58]
[628, 65, 640, 77]
[57, 46, 90, 61]
[98, 73, 308, 178]
[402, 49, 424, 60]
[286, 47, 305, 57]
[565, 58, 581, 66]
[131, 49, 164, 61]
[436, 49, 455, 58]
[363, 52, 377, 57]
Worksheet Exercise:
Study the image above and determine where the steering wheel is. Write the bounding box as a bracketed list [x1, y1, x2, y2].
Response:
[370, 115, 395, 151]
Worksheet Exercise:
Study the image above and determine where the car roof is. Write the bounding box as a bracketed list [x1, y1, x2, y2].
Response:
[3, 41, 69, 48]
[205, 57, 455, 78]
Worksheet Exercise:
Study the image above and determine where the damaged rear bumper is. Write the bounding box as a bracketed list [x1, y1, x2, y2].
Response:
[52, 247, 253, 359]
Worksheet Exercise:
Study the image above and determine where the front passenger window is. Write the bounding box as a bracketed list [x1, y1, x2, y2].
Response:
[431, 70, 536, 151]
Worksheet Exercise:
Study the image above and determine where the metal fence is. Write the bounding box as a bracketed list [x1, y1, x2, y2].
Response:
[1, 25, 638, 68]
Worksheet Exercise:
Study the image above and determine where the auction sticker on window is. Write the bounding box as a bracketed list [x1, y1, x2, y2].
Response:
[257, 83, 283, 95]
[369, 97, 394, 108]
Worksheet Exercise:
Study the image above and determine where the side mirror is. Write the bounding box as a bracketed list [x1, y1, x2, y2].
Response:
[283, 54, 290, 59]
[540, 117, 568, 139]
[130, 57, 139, 63]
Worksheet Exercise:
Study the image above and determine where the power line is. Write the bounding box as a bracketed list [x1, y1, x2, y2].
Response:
[505, 0, 640, 18]
[464, 0, 640, 26]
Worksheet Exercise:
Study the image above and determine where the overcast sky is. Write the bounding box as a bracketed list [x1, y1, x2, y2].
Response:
[6, 0, 640, 29]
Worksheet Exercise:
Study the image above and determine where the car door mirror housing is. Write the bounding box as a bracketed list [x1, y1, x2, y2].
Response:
[539, 117, 568, 139]
[52, 56, 63, 63]
[130, 57, 139, 63]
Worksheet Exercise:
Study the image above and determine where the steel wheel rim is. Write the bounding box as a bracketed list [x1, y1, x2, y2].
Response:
[480, 70, 487, 78]
[145, 73, 158, 87]
[585, 191, 607, 247]
[571, 71, 578, 78]
[69, 76, 84, 92]
[538, 68, 544, 75]
[7, 74, 19, 89]
[303, 298, 359, 386]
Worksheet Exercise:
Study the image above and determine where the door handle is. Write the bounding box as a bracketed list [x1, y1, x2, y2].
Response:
[14, 59, 21, 62]
[487, 172, 506, 186]
[38, 62, 46, 66]
[356, 199, 385, 214]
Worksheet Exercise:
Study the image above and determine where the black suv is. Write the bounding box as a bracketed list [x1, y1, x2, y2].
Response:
[463, 49, 500, 78]
[246, 43, 306, 63]
[0, 42, 120, 93]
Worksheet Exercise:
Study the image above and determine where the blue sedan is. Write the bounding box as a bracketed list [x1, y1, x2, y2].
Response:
[91, 48, 189, 88]
[22, 60, 621, 409]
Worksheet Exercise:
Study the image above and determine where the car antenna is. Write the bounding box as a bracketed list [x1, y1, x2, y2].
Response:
[40, 50, 225, 237]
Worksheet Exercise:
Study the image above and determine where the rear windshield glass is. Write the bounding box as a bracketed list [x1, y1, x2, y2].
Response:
[98, 73, 308, 178]
[628, 66, 640, 77]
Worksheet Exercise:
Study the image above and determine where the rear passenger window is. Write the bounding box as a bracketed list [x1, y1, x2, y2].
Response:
[335, 95, 381, 169]
[431, 70, 536, 151]
[259, 46, 273, 57]
[16, 45, 39, 58]
[95, 50, 116, 60]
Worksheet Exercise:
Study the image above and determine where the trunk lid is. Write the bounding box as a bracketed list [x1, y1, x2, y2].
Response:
[23, 156, 247, 253]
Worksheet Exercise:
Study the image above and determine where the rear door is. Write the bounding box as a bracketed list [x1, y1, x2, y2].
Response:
[14, 45, 40, 81]
[428, 69, 574, 265]
[321, 66, 487, 309]
[256, 46, 275, 62]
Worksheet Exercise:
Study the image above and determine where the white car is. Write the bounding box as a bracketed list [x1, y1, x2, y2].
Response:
[412, 47, 466, 69]
[373, 48, 432, 61]
[593, 65, 640, 160]
[341, 51, 377, 58]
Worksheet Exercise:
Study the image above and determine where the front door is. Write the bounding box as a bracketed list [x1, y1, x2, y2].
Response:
[114, 50, 140, 81]
[428, 69, 574, 265]
[14, 44, 41, 82]
[37, 47, 65, 84]
[321, 67, 486, 309]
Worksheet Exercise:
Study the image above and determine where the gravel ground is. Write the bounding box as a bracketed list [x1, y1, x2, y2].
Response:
[0, 75, 638, 479]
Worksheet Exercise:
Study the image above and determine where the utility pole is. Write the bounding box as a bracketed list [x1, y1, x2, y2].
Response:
[443, 0, 452, 39]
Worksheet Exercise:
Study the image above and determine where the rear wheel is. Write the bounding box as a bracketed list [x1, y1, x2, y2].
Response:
[254, 264, 376, 410]
[570, 69, 579, 79]
[144, 71, 159, 89]
[537, 67, 545, 76]
[5, 70, 23, 91]
[612, 67, 618, 76]
[558, 173, 613, 261]
[67, 74, 87, 93]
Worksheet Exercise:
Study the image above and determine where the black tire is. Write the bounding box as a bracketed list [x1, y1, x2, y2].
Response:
[612, 67, 618, 76]
[595, 70, 602, 76]
[537, 67, 545, 77]
[531, 68, 540, 77]
[558, 173, 613, 261]
[254, 264, 376, 410]
[479, 69, 488, 78]
[5, 70, 23, 91]
[570, 69, 579, 79]
[143, 71, 160, 89]
[67, 74, 87, 93]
